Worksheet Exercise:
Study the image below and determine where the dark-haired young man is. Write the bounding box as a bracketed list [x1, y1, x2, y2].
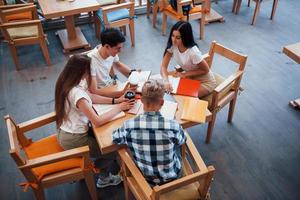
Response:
[88, 28, 135, 97]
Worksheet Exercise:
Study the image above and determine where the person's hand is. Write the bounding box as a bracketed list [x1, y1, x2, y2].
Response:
[174, 71, 185, 78]
[117, 99, 135, 111]
[163, 80, 173, 93]
[116, 93, 126, 103]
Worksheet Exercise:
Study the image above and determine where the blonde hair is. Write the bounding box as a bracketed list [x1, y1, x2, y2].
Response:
[141, 79, 165, 103]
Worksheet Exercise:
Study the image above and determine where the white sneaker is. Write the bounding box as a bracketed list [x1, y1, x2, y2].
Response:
[96, 173, 122, 188]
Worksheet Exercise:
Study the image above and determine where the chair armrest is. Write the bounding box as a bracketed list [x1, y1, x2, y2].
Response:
[17, 112, 56, 133]
[101, 2, 134, 12]
[0, 19, 41, 27]
[184, 131, 208, 172]
[214, 70, 243, 93]
[20, 146, 90, 169]
[118, 148, 152, 197]
[0, 3, 33, 10]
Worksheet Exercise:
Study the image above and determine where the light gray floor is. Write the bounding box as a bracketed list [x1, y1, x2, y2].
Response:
[0, 0, 300, 199]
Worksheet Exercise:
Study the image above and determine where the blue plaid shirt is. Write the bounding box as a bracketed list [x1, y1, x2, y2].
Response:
[112, 111, 186, 185]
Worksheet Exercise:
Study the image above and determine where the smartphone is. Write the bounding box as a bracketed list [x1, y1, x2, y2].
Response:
[175, 65, 184, 72]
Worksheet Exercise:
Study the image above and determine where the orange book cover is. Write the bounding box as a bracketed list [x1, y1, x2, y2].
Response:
[181, 97, 208, 123]
[176, 78, 201, 97]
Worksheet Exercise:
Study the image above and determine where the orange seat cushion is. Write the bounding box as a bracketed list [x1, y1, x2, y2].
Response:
[24, 134, 83, 179]
[6, 12, 33, 22]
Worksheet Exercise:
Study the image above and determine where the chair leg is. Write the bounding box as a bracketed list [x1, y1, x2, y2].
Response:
[120, 26, 126, 36]
[232, 0, 237, 13]
[152, 3, 159, 28]
[129, 20, 135, 47]
[8, 44, 20, 71]
[162, 13, 167, 35]
[270, 0, 278, 20]
[146, 0, 151, 18]
[84, 171, 98, 200]
[227, 98, 237, 123]
[251, 0, 261, 25]
[40, 40, 51, 66]
[235, 0, 242, 14]
[248, 0, 251, 7]
[32, 186, 45, 200]
[94, 12, 101, 39]
[206, 112, 217, 144]
[200, 13, 205, 40]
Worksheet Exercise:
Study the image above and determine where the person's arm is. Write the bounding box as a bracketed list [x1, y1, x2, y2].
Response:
[114, 61, 131, 77]
[175, 59, 210, 78]
[160, 51, 173, 92]
[77, 98, 134, 127]
[112, 125, 127, 145]
[89, 76, 124, 98]
[176, 125, 187, 146]
[87, 91, 126, 104]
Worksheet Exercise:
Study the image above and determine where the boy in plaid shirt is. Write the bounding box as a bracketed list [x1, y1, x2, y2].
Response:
[112, 79, 186, 185]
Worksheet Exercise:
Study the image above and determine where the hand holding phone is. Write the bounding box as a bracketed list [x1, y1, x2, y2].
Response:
[175, 65, 184, 72]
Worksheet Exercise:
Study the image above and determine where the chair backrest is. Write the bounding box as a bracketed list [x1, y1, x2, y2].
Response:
[119, 131, 215, 200]
[0, 4, 37, 23]
[205, 41, 247, 111]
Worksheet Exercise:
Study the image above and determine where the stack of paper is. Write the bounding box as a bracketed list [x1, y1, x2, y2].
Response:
[92, 104, 125, 121]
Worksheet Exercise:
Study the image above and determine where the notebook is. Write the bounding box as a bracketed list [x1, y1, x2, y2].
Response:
[128, 71, 151, 93]
[169, 76, 201, 97]
[181, 97, 208, 123]
[92, 104, 125, 121]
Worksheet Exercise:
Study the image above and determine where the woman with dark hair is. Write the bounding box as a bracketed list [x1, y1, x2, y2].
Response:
[55, 55, 134, 188]
[160, 21, 217, 97]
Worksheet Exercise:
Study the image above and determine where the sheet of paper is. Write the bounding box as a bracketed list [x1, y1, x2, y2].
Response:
[93, 104, 125, 121]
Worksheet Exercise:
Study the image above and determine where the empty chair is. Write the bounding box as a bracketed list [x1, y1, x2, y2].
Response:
[94, 0, 135, 46]
[232, 0, 279, 25]
[0, 4, 51, 70]
[4, 113, 98, 200]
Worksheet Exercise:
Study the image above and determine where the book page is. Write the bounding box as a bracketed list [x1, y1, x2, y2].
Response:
[128, 71, 151, 93]
[92, 104, 125, 121]
[168, 75, 180, 94]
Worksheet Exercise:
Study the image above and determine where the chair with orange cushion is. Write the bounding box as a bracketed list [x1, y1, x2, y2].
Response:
[4, 112, 98, 200]
[0, 4, 51, 70]
[161, 0, 209, 40]
[118, 130, 215, 200]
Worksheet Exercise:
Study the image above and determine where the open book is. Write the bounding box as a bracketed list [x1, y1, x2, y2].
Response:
[181, 97, 208, 123]
[128, 100, 178, 120]
[128, 71, 151, 93]
[92, 104, 125, 121]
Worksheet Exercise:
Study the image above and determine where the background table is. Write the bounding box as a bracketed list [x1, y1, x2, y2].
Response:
[38, 0, 100, 53]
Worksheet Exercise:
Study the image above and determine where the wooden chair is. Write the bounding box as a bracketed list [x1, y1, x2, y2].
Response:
[232, 0, 279, 25]
[0, 4, 51, 70]
[200, 41, 247, 143]
[118, 131, 215, 200]
[4, 113, 98, 200]
[161, 0, 209, 40]
[94, 0, 135, 46]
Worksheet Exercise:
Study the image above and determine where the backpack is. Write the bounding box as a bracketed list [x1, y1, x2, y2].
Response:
[169, 0, 194, 20]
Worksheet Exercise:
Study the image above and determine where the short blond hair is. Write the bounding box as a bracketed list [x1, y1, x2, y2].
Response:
[141, 79, 165, 103]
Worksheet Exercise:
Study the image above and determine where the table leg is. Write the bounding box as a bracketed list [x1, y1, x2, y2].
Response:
[55, 15, 91, 53]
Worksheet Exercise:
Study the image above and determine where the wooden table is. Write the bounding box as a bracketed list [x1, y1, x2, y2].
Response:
[93, 95, 212, 154]
[38, 0, 100, 53]
[283, 42, 300, 109]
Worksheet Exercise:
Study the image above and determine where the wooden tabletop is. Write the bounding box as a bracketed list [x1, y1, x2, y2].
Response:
[283, 42, 300, 64]
[38, 0, 100, 19]
[93, 94, 212, 154]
